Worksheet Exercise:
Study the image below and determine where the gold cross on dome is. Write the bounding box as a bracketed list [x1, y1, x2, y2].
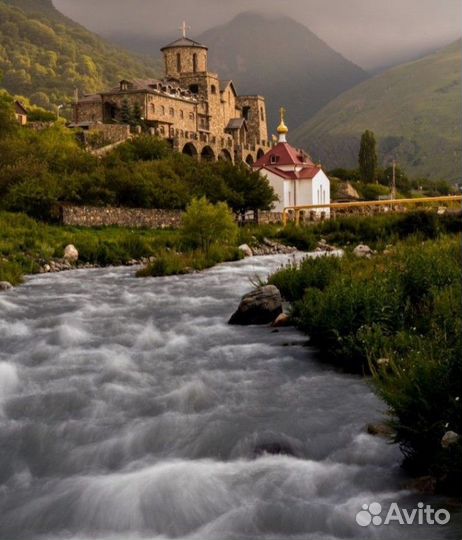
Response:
[280, 107, 286, 122]
[179, 21, 191, 38]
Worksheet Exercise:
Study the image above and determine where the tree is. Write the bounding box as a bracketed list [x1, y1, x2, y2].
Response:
[358, 130, 378, 182]
[212, 161, 277, 218]
[132, 102, 142, 125]
[120, 98, 131, 125]
[0, 93, 18, 139]
[181, 197, 238, 254]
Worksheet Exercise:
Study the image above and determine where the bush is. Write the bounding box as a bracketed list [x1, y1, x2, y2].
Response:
[181, 197, 238, 253]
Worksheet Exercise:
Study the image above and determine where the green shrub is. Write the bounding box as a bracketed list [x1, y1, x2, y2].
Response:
[181, 197, 238, 253]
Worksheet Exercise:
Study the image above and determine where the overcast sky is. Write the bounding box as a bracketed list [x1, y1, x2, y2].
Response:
[53, 0, 461, 69]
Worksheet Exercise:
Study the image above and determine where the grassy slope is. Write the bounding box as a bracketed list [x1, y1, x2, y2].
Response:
[291, 40, 462, 182]
[0, 0, 161, 106]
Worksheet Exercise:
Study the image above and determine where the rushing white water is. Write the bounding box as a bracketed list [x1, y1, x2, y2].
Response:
[0, 255, 459, 540]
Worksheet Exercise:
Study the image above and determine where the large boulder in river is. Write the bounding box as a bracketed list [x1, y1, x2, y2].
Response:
[0, 281, 13, 291]
[229, 285, 282, 325]
[63, 244, 79, 263]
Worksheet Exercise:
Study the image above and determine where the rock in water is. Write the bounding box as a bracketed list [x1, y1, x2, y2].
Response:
[441, 430, 460, 448]
[0, 281, 13, 291]
[238, 244, 253, 257]
[228, 285, 282, 325]
[63, 244, 79, 263]
[271, 313, 290, 327]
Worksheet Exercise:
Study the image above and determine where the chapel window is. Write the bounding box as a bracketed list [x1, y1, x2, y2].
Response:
[193, 53, 198, 73]
[176, 53, 182, 73]
[169, 107, 174, 117]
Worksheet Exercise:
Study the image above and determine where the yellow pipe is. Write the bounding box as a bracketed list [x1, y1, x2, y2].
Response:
[282, 195, 462, 225]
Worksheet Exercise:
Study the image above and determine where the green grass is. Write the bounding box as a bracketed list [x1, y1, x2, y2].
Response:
[0, 211, 181, 284]
[135, 246, 242, 277]
[292, 40, 462, 181]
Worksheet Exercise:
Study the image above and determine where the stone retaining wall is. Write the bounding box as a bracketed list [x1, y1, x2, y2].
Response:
[61, 206, 183, 229]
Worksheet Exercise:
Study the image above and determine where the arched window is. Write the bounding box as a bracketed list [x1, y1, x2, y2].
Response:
[193, 53, 198, 73]
[161, 105, 165, 115]
[260, 107, 265, 121]
[211, 84, 217, 95]
[176, 53, 182, 72]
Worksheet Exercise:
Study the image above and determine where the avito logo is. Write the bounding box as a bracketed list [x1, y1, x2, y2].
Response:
[356, 502, 450, 527]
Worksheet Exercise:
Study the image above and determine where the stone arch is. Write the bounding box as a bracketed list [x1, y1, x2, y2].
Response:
[219, 149, 233, 162]
[182, 142, 198, 158]
[201, 145, 215, 162]
[245, 154, 254, 166]
[256, 148, 265, 160]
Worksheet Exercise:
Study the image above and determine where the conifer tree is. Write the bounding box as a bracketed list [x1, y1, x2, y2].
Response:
[358, 130, 378, 182]
[120, 98, 131, 125]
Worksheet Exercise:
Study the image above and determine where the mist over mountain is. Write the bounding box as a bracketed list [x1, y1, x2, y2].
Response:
[199, 13, 368, 131]
[292, 40, 462, 181]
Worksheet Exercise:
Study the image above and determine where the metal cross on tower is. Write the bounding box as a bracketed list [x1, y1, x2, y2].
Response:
[179, 21, 191, 38]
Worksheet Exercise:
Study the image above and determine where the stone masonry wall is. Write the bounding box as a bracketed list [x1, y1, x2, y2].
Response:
[61, 206, 183, 229]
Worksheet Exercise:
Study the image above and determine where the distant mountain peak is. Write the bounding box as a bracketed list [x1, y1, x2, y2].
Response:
[197, 12, 368, 131]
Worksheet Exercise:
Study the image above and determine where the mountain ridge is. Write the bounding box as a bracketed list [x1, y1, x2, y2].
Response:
[292, 40, 462, 181]
[0, 0, 161, 107]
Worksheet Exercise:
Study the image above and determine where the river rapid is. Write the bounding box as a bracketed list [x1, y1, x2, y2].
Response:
[0, 254, 459, 540]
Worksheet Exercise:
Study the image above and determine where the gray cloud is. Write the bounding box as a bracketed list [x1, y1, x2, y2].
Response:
[53, 0, 461, 69]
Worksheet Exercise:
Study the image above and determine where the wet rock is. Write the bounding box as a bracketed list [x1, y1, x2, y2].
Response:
[272, 313, 290, 327]
[316, 239, 337, 252]
[238, 244, 253, 257]
[353, 244, 374, 258]
[441, 430, 460, 448]
[228, 285, 282, 325]
[0, 281, 13, 291]
[367, 422, 394, 438]
[64, 244, 79, 263]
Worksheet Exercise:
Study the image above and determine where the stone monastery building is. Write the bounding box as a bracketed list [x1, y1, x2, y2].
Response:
[74, 25, 271, 164]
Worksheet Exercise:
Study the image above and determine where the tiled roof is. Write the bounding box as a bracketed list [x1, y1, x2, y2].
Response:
[253, 142, 314, 168]
[161, 37, 207, 51]
[259, 165, 321, 180]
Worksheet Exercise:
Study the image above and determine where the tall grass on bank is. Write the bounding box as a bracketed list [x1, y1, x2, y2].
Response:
[0, 211, 180, 284]
[268, 234, 461, 492]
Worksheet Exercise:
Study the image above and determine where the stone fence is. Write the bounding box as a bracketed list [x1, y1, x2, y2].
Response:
[60, 205, 287, 229]
[61, 205, 183, 229]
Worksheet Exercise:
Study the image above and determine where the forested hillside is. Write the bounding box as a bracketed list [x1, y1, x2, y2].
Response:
[292, 40, 462, 181]
[0, 0, 161, 108]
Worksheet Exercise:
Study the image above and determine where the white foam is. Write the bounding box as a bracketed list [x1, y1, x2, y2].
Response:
[0, 361, 19, 415]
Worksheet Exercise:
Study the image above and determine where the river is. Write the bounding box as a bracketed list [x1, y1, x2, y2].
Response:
[0, 255, 459, 540]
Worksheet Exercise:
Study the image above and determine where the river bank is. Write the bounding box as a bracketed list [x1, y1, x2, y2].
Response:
[1, 254, 459, 539]
[266, 232, 462, 496]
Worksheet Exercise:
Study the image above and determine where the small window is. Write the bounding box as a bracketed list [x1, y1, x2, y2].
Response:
[169, 107, 174, 117]
[270, 154, 279, 164]
[161, 105, 165, 115]
[189, 112, 195, 120]
[243, 106, 251, 121]
[189, 84, 199, 94]
[260, 107, 265, 121]
[180, 110, 184, 119]
[193, 53, 198, 73]
[211, 84, 217, 95]
[176, 53, 182, 72]
[151, 103, 155, 113]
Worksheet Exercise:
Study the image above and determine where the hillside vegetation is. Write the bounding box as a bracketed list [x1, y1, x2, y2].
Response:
[292, 40, 462, 182]
[0, 0, 160, 108]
